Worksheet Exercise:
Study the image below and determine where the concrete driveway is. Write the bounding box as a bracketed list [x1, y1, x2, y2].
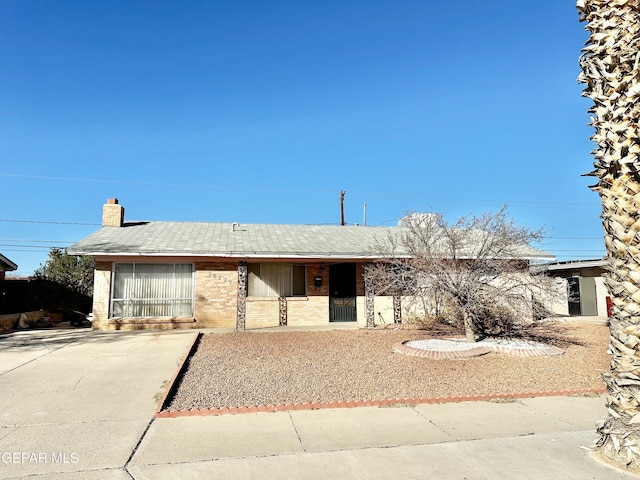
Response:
[0, 327, 636, 479]
[0, 328, 196, 479]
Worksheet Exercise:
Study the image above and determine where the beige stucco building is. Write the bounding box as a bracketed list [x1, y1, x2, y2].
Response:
[544, 259, 610, 318]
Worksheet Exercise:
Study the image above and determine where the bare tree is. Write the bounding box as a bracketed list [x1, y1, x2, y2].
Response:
[368, 208, 556, 342]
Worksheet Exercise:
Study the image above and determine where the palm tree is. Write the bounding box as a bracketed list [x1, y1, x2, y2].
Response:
[577, 0, 640, 470]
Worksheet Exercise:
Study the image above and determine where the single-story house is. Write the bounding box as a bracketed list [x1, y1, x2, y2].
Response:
[543, 258, 610, 317]
[68, 199, 555, 331]
[0, 253, 18, 281]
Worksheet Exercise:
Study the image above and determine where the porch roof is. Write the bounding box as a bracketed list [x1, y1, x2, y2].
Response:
[542, 258, 607, 271]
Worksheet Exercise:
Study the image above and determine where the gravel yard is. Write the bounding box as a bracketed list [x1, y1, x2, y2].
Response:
[167, 321, 609, 411]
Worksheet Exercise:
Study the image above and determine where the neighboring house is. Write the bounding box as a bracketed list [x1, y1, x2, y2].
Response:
[0, 253, 18, 281]
[68, 199, 554, 331]
[543, 259, 610, 317]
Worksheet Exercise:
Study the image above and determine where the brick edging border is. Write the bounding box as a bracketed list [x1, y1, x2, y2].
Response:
[393, 342, 491, 359]
[393, 340, 565, 359]
[155, 332, 202, 416]
[155, 387, 607, 418]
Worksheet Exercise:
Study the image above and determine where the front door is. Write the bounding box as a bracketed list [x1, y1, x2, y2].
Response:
[567, 277, 581, 315]
[329, 263, 357, 322]
[567, 276, 598, 316]
[579, 277, 598, 316]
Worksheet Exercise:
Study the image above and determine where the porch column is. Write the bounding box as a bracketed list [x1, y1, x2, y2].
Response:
[364, 262, 375, 328]
[279, 296, 287, 326]
[236, 261, 247, 331]
[393, 295, 402, 324]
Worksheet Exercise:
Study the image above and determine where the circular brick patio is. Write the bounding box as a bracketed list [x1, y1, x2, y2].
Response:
[393, 338, 565, 359]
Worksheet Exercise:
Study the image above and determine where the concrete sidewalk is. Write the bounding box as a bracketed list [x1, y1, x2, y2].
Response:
[0, 328, 636, 479]
[129, 396, 633, 480]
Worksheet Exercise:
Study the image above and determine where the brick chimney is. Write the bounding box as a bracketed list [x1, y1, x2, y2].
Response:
[102, 198, 124, 227]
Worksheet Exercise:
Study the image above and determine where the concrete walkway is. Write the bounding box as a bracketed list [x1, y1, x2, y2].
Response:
[0, 328, 636, 479]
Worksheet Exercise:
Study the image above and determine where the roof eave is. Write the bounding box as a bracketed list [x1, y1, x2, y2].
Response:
[72, 251, 555, 261]
[0, 253, 18, 271]
[73, 251, 382, 260]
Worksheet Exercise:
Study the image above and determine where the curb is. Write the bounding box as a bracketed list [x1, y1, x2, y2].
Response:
[155, 332, 202, 416]
[156, 387, 607, 418]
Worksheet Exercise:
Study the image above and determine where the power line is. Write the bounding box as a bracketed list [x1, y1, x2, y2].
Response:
[545, 236, 602, 240]
[546, 249, 604, 252]
[0, 172, 600, 209]
[0, 217, 606, 235]
[0, 248, 53, 253]
[0, 243, 68, 249]
[0, 218, 603, 235]
[0, 173, 310, 193]
[0, 219, 100, 226]
[0, 238, 74, 243]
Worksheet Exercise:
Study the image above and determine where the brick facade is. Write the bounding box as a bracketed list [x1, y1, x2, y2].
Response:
[90, 259, 374, 331]
[193, 262, 238, 328]
[101, 200, 124, 227]
[245, 298, 280, 329]
[289, 263, 330, 325]
[91, 261, 112, 330]
[244, 263, 331, 328]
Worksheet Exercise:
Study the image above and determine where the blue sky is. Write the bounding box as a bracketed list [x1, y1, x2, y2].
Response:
[1, 1, 602, 276]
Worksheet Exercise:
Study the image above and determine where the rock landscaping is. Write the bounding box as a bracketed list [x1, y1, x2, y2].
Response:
[164, 321, 609, 413]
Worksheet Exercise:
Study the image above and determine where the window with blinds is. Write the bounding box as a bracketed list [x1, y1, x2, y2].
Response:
[111, 263, 194, 317]
[248, 263, 306, 297]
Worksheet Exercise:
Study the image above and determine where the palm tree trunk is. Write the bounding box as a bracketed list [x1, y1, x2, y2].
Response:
[578, 0, 640, 469]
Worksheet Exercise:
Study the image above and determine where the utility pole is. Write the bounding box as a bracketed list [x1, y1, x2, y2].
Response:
[340, 190, 346, 226]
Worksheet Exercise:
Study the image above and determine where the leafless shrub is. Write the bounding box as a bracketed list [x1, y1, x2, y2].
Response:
[367, 207, 561, 343]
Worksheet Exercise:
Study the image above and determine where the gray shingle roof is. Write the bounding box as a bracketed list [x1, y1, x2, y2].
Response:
[67, 221, 554, 261]
[68, 221, 393, 259]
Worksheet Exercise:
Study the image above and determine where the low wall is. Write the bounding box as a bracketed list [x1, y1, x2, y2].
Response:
[0, 310, 48, 333]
